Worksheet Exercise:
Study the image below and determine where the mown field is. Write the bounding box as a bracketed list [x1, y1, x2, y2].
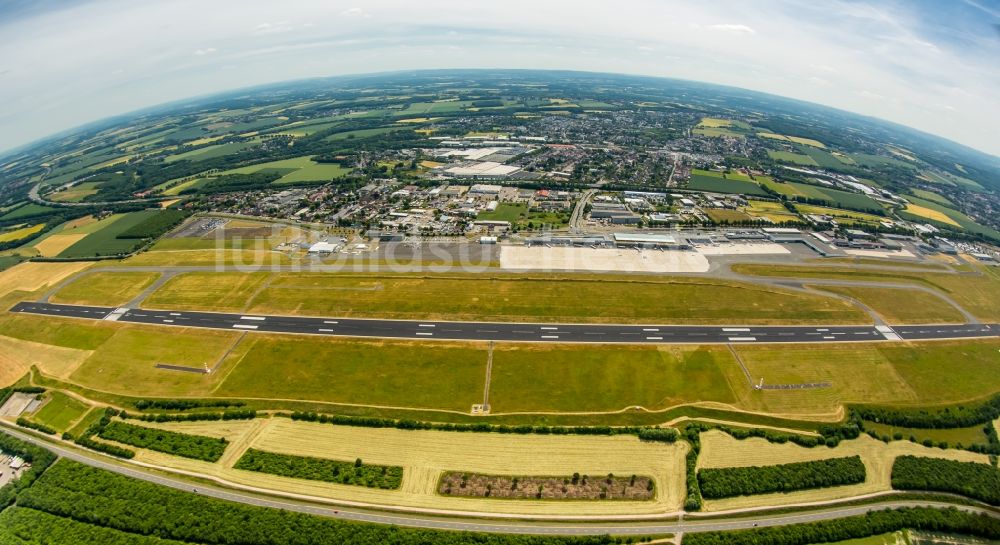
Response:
[29, 390, 90, 431]
[809, 285, 965, 324]
[696, 429, 989, 511]
[687, 169, 768, 196]
[58, 210, 165, 258]
[140, 272, 867, 325]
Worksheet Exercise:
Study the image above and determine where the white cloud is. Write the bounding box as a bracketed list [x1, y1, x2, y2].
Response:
[707, 23, 756, 34]
[194, 47, 217, 56]
[341, 7, 371, 18]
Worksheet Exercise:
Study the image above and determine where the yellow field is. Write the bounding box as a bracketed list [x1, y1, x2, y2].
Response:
[0, 261, 90, 298]
[697, 429, 988, 511]
[903, 204, 960, 227]
[419, 160, 444, 168]
[0, 224, 44, 243]
[186, 136, 225, 146]
[0, 334, 93, 386]
[63, 216, 97, 230]
[33, 233, 88, 256]
[160, 199, 181, 209]
[745, 200, 800, 223]
[120, 249, 293, 267]
[698, 118, 733, 128]
[133, 418, 688, 515]
[758, 132, 826, 148]
[397, 117, 432, 123]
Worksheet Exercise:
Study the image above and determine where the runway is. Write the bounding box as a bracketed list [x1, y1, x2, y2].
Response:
[10, 302, 998, 344]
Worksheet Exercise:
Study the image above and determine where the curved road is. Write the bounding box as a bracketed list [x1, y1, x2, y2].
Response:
[2, 426, 996, 536]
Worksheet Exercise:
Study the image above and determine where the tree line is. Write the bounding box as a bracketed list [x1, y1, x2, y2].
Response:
[122, 409, 257, 423]
[697, 456, 866, 499]
[97, 421, 228, 462]
[891, 456, 1000, 506]
[133, 399, 247, 411]
[234, 449, 403, 490]
[17, 460, 636, 545]
[684, 507, 1000, 545]
[0, 430, 57, 509]
[0, 507, 192, 545]
[853, 394, 1000, 429]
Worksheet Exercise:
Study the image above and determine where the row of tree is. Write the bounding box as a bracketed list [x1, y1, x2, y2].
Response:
[97, 421, 227, 462]
[697, 456, 866, 499]
[0, 507, 192, 545]
[685, 507, 1000, 545]
[17, 460, 634, 545]
[853, 394, 1000, 429]
[133, 399, 247, 411]
[891, 456, 1000, 506]
[122, 409, 256, 423]
[234, 449, 403, 490]
[0, 430, 57, 509]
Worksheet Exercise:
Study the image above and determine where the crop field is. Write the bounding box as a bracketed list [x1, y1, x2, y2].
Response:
[213, 336, 487, 411]
[218, 156, 349, 184]
[696, 429, 988, 511]
[48, 181, 101, 202]
[30, 391, 90, 431]
[687, 169, 768, 196]
[908, 189, 953, 207]
[477, 202, 528, 222]
[863, 421, 988, 446]
[899, 197, 1000, 240]
[164, 140, 259, 163]
[135, 273, 872, 325]
[744, 200, 800, 223]
[121, 248, 295, 267]
[758, 133, 826, 148]
[0, 203, 58, 221]
[0, 333, 93, 386]
[138, 417, 688, 515]
[693, 126, 746, 138]
[705, 209, 752, 223]
[731, 263, 1000, 321]
[901, 203, 961, 227]
[808, 285, 964, 324]
[58, 210, 166, 258]
[51, 271, 160, 306]
[0, 223, 44, 243]
[144, 272, 271, 312]
[489, 344, 741, 413]
[0, 261, 90, 298]
[323, 127, 403, 141]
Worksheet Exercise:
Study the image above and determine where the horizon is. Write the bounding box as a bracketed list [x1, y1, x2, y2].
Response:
[1, 0, 998, 158]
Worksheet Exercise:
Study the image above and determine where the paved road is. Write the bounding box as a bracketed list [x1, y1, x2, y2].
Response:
[1, 425, 995, 536]
[10, 302, 998, 344]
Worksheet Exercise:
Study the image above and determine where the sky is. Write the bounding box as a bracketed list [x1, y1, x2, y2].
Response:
[1, 0, 998, 156]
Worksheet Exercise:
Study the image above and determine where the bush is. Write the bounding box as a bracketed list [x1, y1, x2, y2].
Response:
[698, 456, 866, 499]
[16, 417, 57, 435]
[98, 421, 227, 462]
[234, 449, 403, 489]
[0, 430, 57, 509]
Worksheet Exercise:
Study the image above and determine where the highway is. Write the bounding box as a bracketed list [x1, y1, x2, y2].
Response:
[10, 301, 999, 344]
[1, 425, 997, 536]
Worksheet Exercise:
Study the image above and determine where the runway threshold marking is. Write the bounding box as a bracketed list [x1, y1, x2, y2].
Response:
[540, 335, 559, 339]
[646, 336, 663, 340]
[723, 328, 751, 332]
[240, 316, 266, 321]
[318, 328, 334, 332]
[728, 336, 757, 342]
[418, 324, 436, 328]
[233, 324, 258, 330]
[415, 332, 433, 336]
[540, 326, 559, 330]
[323, 320, 338, 324]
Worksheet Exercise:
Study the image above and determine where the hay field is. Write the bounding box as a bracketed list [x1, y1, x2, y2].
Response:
[31, 391, 90, 431]
[33, 233, 88, 256]
[0, 334, 92, 386]
[143, 272, 271, 311]
[809, 286, 965, 324]
[903, 204, 961, 227]
[697, 429, 988, 511]
[141, 418, 687, 515]
[121, 249, 294, 267]
[51, 271, 160, 306]
[0, 261, 90, 297]
[0, 224, 44, 243]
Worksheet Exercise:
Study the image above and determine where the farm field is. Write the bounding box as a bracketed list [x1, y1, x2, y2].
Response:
[489, 344, 741, 413]
[0, 223, 44, 243]
[0, 203, 58, 221]
[744, 199, 800, 223]
[757, 132, 826, 148]
[29, 390, 90, 431]
[901, 203, 961, 227]
[135, 272, 870, 325]
[732, 263, 1000, 322]
[899, 196, 1000, 240]
[687, 169, 768, 196]
[50, 271, 160, 306]
[477, 202, 528, 222]
[767, 150, 818, 166]
[793, 204, 885, 225]
[57, 210, 166, 258]
[809, 285, 965, 324]
[759, 178, 882, 212]
[218, 156, 350, 184]
[705, 209, 752, 223]
[696, 429, 988, 511]
[863, 421, 989, 447]
[0, 261, 91, 299]
[164, 140, 259, 163]
[139, 417, 688, 515]
[323, 127, 402, 141]
[48, 181, 101, 202]
[908, 188, 953, 206]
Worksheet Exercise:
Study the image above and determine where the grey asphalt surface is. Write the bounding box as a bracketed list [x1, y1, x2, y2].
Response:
[2, 425, 996, 536]
[9, 301, 998, 344]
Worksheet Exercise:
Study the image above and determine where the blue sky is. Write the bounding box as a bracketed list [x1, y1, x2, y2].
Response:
[0, 0, 997, 155]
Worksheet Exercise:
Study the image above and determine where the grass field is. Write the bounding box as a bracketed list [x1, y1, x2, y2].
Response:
[218, 156, 350, 184]
[31, 390, 90, 431]
[794, 204, 885, 225]
[0, 261, 90, 298]
[143, 272, 271, 312]
[51, 271, 160, 306]
[0, 333, 93, 387]
[323, 127, 402, 142]
[731, 340, 1000, 416]
[0, 223, 44, 243]
[809, 285, 965, 324]
[697, 429, 988, 511]
[477, 203, 528, 222]
[705, 209, 752, 223]
[744, 200, 800, 223]
[758, 133, 826, 148]
[489, 345, 741, 413]
[135, 273, 871, 325]
[863, 421, 988, 447]
[58, 210, 165, 258]
[138, 417, 687, 516]
[48, 181, 101, 202]
[908, 189, 953, 207]
[214, 336, 487, 412]
[732, 263, 1000, 322]
[759, 178, 882, 213]
[164, 140, 259, 163]
[0, 203, 58, 221]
